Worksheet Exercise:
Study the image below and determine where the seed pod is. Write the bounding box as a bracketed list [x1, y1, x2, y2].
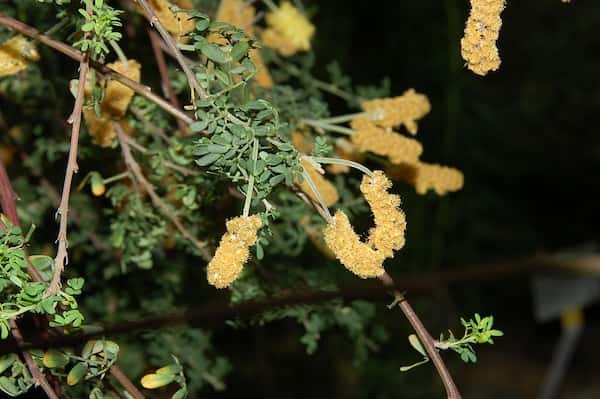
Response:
[461, 0, 506, 76]
[360, 171, 406, 258]
[207, 215, 262, 288]
[323, 211, 386, 279]
[298, 160, 339, 207]
[350, 118, 423, 164]
[361, 89, 431, 134]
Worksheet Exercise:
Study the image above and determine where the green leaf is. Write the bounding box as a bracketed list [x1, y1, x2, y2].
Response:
[230, 42, 249, 62]
[67, 362, 88, 386]
[0, 376, 19, 396]
[190, 120, 208, 132]
[172, 388, 187, 399]
[43, 349, 70, 369]
[196, 153, 222, 167]
[408, 334, 427, 357]
[141, 373, 175, 389]
[201, 44, 228, 64]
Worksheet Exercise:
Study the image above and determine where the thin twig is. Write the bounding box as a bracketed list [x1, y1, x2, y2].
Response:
[46, 9, 92, 295]
[0, 13, 193, 125]
[115, 122, 211, 260]
[378, 273, 461, 399]
[110, 367, 146, 399]
[148, 29, 190, 135]
[134, 0, 207, 101]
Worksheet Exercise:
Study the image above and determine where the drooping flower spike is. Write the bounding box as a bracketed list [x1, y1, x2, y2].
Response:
[261, 1, 315, 56]
[361, 89, 431, 134]
[207, 214, 262, 288]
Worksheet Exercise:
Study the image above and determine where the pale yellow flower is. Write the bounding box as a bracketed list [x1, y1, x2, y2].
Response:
[350, 118, 423, 164]
[207, 215, 262, 288]
[413, 162, 464, 195]
[323, 210, 386, 279]
[0, 35, 40, 77]
[83, 60, 141, 147]
[360, 171, 406, 258]
[262, 1, 315, 56]
[361, 89, 431, 134]
[298, 160, 339, 207]
[461, 0, 506, 76]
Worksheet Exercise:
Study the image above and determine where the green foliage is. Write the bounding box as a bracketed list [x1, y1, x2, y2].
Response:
[74, 0, 123, 59]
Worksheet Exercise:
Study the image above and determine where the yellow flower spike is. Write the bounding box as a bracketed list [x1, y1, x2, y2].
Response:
[298, 160, 339, 207]
[360, 171, 406, 258]
[323, 210, 386, 279]
[148, 0, 195, 42]
[350, 118, 423, 164]
[461, 0, 506, 76]
[262, 1, 315, 56]
[207, 215, 262, 288]
[361, 89, 431, 134]
[102, 60, 141, 118]
[0, 35, 40, 77]
[413, 162, 464, 195]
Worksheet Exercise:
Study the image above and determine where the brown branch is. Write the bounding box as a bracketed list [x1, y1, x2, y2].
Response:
[147, 29, 190, 135]
[110, 367, 145, 399]
[0, 12, 193, 125]
[115, 122, 211, 260]
[134, 0, 207, 101]
[378, 273, 461, 399]
[47, 29, 91, 296]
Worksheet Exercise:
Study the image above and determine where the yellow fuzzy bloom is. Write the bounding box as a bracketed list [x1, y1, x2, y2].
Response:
[323, 211, 386, 279]
[350, 118, 423, 164]
[211, 0, 273, 88]
[461, 0, 506, 76]
[291, 131, 314, 154]
[207, 215, 262, 288]
[361, 89, 431, 134]
[360, 171, 406, 258]
[413, 162, 464, 195]
[299, 160, 339, 207]
[262, 2, 315, 56]
[0, 35, 40, 77]
[149, 0, 195, 42]
[83, 61, 141, 147]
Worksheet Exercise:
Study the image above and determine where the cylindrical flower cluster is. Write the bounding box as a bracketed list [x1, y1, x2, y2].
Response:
[0, 35, 40, 77]
[323, 211, 386, 278]
[361, 89, 431, 134]
[360, 171, 406, 258]
[350, 118, 423, 164]
[413, 162, 464, 195]
[262, 1, 315, 56]
[461, 0, 506, 76]
[207, 215, 262, 288]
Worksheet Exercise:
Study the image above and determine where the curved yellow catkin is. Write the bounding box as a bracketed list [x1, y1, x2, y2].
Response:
[83, 61, 141, 147]
[211, 0, 273, 88]
[460, 0, 506, 76]
[148, 0, 195, 42]
[413, 162, 464, 195]
[361, 89, 431, 134]
[323, 211, 386, 279]
[0, 35, 40, 77]
[299, 160, 339, 207]
[350, 118, 423, 164]
[360, 171, 406, 258]
[207, 215, 262, 288]
[261, 1, 315, 56]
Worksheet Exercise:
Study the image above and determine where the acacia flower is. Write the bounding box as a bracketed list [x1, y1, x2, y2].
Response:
[361, 89, 431, 134]
[360, 171, 406, 258]
[261, 1, 315, 56]
[323, 211, 386, 279]
[350, 118, 423, 164]
[298, 160, 339, 207]
[148, 0, 195, 42]
[413, 162, 464, 195]
[207, 215, 262, 288]
[83, 60, 141, 147]
[0, 35, 40, 77]
[461, 0, 506, 76]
